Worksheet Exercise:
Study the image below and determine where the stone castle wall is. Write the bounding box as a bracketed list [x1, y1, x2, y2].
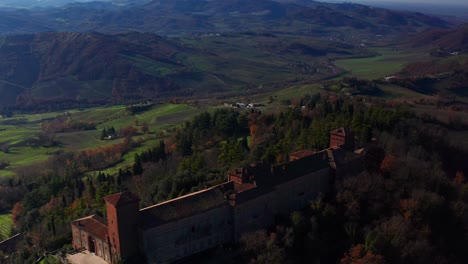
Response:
[140, 204, 232, 264]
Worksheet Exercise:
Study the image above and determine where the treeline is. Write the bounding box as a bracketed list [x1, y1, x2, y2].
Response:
[100, 126, 139, 140]
[41, 115, 96, 133]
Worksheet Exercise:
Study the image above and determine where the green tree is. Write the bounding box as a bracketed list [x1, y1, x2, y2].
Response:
[133, 154, 143, 175]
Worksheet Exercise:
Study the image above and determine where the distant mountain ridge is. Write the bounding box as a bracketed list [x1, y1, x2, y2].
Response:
[0, 0, 149, 8]
[0, 0, 450, 35]
[0, 0, 93, 8]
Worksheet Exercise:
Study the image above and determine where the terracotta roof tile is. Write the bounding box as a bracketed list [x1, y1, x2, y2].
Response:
[104, 191, 140, 207]
[72, 215, 108, 240]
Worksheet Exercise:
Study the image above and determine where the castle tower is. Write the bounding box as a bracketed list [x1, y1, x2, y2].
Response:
[330, 128, 354, 150]
[104, 192, 140, 263]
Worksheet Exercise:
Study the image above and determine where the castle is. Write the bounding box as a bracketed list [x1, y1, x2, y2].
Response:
[71, 128, 363, 264]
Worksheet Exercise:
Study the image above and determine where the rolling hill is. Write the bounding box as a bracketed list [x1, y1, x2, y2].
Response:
[0, 31, 366, 110]
[0, 0, 450, 35]
[0, 0, 458, 110]
[385, 25, 468, 97]
[0, 32, 187, 109]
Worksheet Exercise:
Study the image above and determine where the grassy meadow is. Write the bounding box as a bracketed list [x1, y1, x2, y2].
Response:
[335, 47, 428, 79]
[0, 103, 203, 178]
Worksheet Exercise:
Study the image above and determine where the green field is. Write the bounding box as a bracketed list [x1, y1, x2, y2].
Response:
[0, 103, 202, 177]
[335, 47, 428, 80]
[0, 213, 12, 240]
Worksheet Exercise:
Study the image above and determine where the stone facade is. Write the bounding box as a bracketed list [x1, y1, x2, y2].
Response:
[71, 215, 111, 262]
[71, 128, 362, 264]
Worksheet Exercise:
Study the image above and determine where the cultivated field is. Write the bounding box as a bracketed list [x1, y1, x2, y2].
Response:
[0, 103, 203, 178]
[0, 213, 12, 240]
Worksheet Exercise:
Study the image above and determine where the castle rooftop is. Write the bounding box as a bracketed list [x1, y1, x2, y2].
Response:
[104, 191, 140, 207]
[71, 215, 108, 241]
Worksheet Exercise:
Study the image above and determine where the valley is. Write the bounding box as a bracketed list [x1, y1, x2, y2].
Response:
[0, 1, 467, 264]
[0, 32, 371, 111]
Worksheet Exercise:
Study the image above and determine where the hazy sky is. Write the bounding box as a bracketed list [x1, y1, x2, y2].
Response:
[332, 0, 468, 6]
[10, 0, 468, 5]
[6, 0, 468, 9]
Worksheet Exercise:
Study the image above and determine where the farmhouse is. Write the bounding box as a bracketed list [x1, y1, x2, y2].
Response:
[71, 128, 363, 264]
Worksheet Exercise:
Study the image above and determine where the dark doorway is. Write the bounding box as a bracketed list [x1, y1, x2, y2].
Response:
[88, 236, 96, 253]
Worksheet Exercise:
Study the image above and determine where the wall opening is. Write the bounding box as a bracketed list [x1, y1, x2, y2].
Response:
[88, 236, 96, 253]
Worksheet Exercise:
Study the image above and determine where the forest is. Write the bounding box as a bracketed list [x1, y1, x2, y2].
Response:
[0, 91, 466, 263]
